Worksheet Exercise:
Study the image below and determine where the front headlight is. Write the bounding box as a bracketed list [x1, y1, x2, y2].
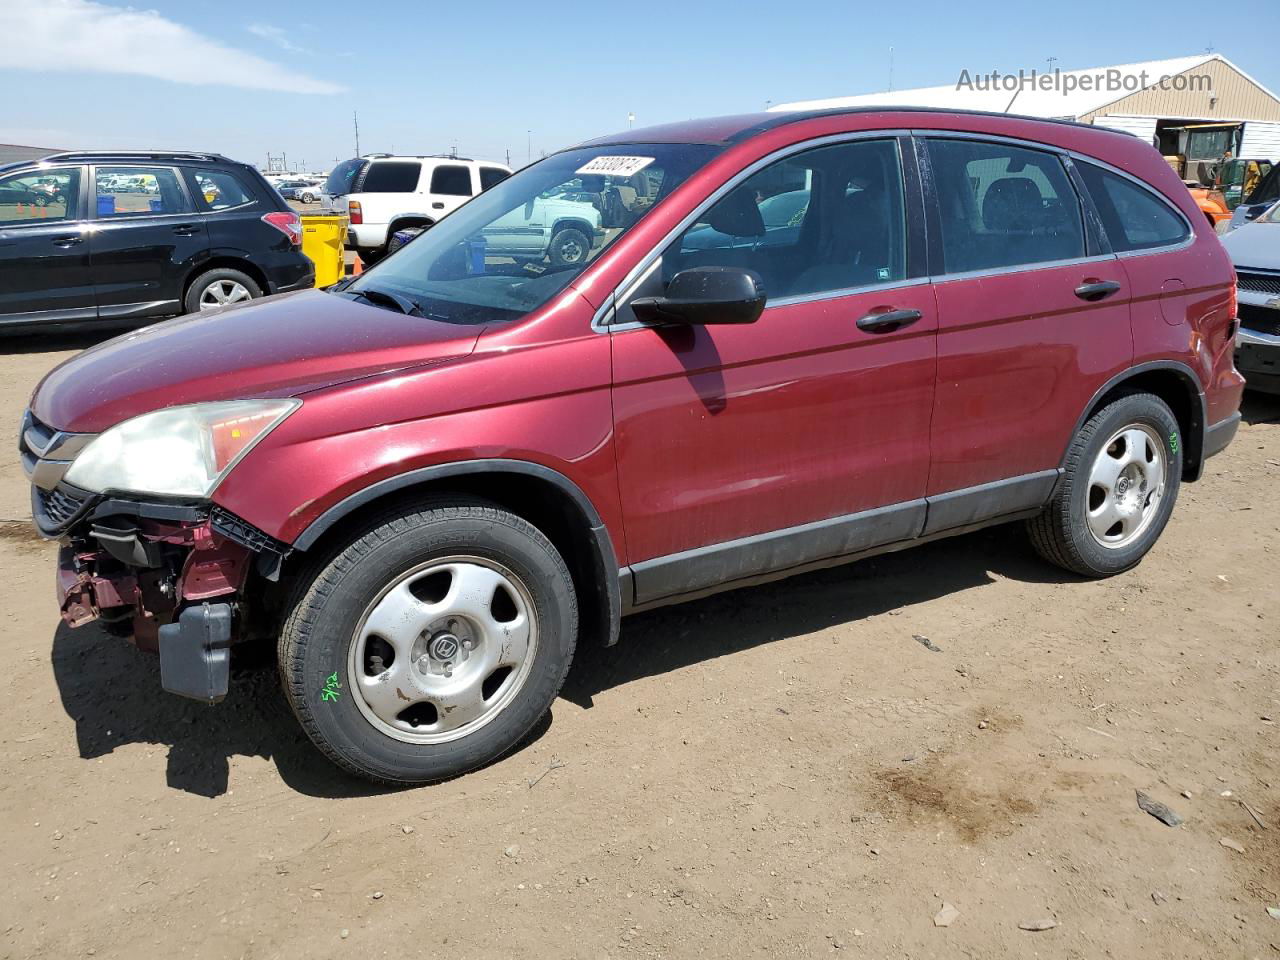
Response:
[64, 399, 300, 498]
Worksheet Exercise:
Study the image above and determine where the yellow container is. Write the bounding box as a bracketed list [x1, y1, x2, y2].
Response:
[299, 214, 348, 288]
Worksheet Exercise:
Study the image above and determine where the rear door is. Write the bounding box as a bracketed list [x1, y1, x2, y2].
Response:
[919, 135, 1132, 529]
[610, 136, 938, 604]
[427, 163, 474, 219]
[88, 164, 206, 320]
[0, 165, 94, 324]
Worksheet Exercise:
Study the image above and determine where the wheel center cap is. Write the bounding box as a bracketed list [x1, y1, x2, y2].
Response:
[1116, 477, 1130, 495]
[429, 632, 460, 661]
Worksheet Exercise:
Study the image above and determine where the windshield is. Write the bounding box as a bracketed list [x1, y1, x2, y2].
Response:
[346, 142, 720, 325]
[325, 158, 366, 196]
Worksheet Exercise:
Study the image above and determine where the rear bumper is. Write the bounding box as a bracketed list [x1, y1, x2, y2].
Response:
[1203, 411, 1241, 460]
[262, 251, 314, 294]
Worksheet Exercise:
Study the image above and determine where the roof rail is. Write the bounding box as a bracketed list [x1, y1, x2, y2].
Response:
[40, 150, 233, 163]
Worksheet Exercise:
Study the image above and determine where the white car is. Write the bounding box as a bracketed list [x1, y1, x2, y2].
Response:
[482, 192, 601, 265]
[321, 154, 511, 262]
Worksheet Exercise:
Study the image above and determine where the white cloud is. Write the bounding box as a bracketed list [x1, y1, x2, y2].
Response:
[247, 22, 308, 55]
[3, 0, 342, 95]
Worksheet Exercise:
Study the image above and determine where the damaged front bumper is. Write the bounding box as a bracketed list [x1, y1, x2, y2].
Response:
[21, 404, 295, 702]
[35, 472, 287, 702]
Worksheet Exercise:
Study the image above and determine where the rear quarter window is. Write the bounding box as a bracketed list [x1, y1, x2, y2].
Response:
[1077, 162, 1190, 252]
[359, 161, 423, 193]
[479, 167, 510, 191]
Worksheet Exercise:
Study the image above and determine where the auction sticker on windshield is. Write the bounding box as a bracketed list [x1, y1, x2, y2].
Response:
[576, 156, 654, 177]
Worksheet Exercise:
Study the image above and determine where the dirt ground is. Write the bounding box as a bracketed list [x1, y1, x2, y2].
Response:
[1, 332, 1277, 960]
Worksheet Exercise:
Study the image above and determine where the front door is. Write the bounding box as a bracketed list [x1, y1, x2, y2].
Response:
[609, 137, 938, 605]
[919, 136, 1133, 530]
[0, 166, 94, 324]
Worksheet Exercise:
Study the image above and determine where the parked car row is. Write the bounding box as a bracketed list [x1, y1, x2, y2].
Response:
[23, 107, 1244, 786]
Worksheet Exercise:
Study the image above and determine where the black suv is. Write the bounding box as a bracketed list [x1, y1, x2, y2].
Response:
[0, 151, 313, 332]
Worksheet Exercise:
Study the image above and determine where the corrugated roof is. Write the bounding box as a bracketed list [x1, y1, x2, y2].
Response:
[771, 54, 1261, 119]
[0, 143, 62, 164]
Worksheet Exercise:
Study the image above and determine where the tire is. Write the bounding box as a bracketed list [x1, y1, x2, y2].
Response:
[548, 226, 591, 267]
[300, 192, 316, 203]
[278, 500, 579, 785]
[184, 268, 262, 313]
[357, 246, 386, 267]
[1027, 392, 1182, 577]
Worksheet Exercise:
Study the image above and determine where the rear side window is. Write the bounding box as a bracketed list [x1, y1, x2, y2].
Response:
[95, 166, 190, 217]
[431, 165, 472, 196]
[360, 161, 422, 193]
[190, 169, 256, 211]
[926, 138, 1085, 273]
[479, 167, 509, 191]
[1076, 162, 1190, 252]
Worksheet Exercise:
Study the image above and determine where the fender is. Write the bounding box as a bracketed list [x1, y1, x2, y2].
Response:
[1061, 359, 1207, 480]
[291, 458, 621, 647]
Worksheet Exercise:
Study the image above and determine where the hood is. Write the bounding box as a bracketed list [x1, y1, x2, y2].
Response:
[1220, 220, 1280, 271]
[32, 289, 482, 433]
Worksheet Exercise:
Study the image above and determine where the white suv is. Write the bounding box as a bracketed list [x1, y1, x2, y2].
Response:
[321, 154, 511, 262]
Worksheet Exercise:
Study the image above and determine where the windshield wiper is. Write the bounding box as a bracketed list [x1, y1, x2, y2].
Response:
[345, 287, 423, 317]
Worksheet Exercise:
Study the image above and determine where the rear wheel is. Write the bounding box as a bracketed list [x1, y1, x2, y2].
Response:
[1028, 392, 1181, 577]
[184, 268, 262, 313]
[278, 500, 578, 785]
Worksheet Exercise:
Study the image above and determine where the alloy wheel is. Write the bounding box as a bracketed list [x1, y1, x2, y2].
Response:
[198, 279, 253, 309]
[1085, 423, 1166, 548]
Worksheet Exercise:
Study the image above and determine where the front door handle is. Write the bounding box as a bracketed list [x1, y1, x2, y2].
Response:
[856, 307, 922, 333]
[172, 224, 200, 236]
[431, 201, 445, 209]
[51, 236, 83, 248]
[1074, 279, 1122, 302]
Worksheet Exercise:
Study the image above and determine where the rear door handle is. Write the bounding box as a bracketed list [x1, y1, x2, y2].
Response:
[431, 202, 445, 209]
[856, 308, 922, 333]
[172, 224, 200, 236]
[1074, 279, 1122, 302]
[51, 236, 83, 248]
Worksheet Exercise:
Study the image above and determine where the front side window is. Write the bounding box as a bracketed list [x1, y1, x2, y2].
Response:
[0, 168, 79, 224]
[926, 138, 1085, 273]
[360, 161, 422, 193]
[1076, 161, 1190, 252]
[190, 169, 255, 211]
[95, 166, 189, 217]
[662, 138, 905, 299]
[430, 165, 472, 196]
[343, 142, 720, 325]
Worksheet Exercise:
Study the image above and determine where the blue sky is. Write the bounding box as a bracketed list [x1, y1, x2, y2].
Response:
[3, 0, 1277, 172]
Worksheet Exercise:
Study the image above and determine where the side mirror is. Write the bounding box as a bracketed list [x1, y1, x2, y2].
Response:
[631, 266, 766, 326]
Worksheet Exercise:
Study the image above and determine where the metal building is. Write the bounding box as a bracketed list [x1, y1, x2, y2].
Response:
[773, 54, 1280, 165]
[0, 143, 62, 165]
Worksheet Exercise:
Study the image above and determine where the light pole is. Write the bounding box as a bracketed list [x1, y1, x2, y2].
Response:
[527, 130, 531, 163]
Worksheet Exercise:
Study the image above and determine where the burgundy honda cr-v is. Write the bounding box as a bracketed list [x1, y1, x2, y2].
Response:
[24, 108, 1243, 784]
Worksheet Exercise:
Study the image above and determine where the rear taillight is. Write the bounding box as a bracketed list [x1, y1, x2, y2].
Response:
[348, 200, 363, 225]
[261, 211, 301, 246]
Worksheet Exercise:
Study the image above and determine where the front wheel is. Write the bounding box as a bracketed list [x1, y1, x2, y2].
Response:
[1027, 392, 1182, 577]
[548, 227, 591, 267]
[278, 501, 579, 785]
